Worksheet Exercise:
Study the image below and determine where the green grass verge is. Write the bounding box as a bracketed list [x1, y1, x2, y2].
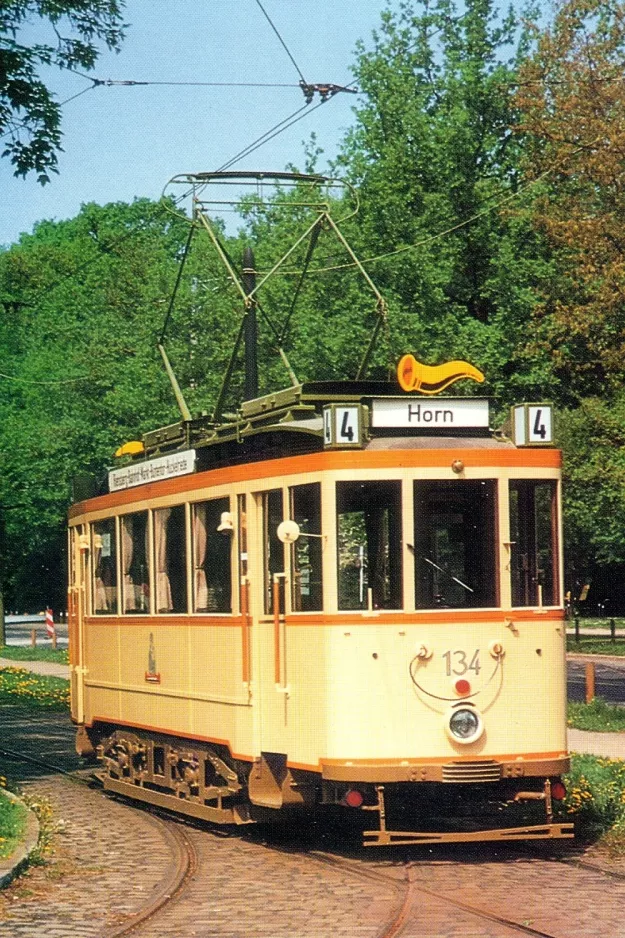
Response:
[571, 617, 625, 631]
[0, 667, 69, 710]
[568, 696, 625, 732]
[567, 638, 625, 656]
[565, 753, 625, 851]
[0, 645, 68, 664]
[0, 788, 28, 859]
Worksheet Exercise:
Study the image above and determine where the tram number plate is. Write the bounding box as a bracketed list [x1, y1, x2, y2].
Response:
[442, 649, 481, 676]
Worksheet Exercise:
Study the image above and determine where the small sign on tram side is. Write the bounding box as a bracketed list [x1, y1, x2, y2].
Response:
[108, 449, 197, 492]
[323, 404, 367, 449]
[511, 403, 554, 447]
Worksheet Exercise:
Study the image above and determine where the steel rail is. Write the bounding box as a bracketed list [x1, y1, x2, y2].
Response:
[0, 745, 199, 937]
[308, 852, 563, 938]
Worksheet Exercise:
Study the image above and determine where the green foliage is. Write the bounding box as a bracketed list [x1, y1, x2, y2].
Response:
[0, 645, 68, 664]
[568, 697, 625, 732]
[558, 395, 625, 568]
[0, 667, 69, 709]
[0, 1, 127, 181]
[565, 753, 625, 842]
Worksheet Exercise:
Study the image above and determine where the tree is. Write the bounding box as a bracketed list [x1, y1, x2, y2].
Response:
[515, 0, 625, 401]
[1, 1, 126, 182]
[0, 196, 238, 609]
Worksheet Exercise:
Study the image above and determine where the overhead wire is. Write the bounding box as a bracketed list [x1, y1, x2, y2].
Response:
[254, 0, 308, 84]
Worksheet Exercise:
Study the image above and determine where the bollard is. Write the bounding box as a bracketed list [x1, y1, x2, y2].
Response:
[611, 618, 616, 643]
[30, 628, 36, 648]
[585, 662, 596, 703]
[52, 631, 57, 650]
[575, 617, 580, 643]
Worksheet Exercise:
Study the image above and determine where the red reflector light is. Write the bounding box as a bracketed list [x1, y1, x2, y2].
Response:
[551, 780, 567, 801]
[343, 789, 364, 808]
[455, 679, 471, 696]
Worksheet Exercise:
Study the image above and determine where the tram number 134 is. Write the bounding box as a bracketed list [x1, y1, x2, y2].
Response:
[442, 649, 481, 676]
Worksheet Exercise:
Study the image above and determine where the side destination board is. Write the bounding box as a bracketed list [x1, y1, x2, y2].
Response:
[371, 398, 489, 429]
[109, 449, 196, 492]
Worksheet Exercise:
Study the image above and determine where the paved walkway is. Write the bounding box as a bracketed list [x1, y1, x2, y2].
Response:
[0, 657, 69, 679]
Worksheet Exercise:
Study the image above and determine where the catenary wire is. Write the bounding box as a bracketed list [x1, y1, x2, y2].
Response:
[254, 0, 308, 84]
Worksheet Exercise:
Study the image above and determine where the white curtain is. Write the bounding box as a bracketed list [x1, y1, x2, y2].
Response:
[122, 517, 135, 612]
[155, 509, 173, 612]
[193, 505, 208, 610]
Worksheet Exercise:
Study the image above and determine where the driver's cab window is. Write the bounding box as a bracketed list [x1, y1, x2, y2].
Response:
[414, 480, 497, 609]
[337, 480, 402, 610]
[262, 489, 285, 615]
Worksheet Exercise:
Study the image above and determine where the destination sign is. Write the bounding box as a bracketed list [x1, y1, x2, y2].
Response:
[109, 449, 196, 492]
[371, 398, 489, 429]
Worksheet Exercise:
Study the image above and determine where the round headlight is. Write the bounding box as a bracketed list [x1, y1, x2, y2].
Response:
[446, 706, 484, 745]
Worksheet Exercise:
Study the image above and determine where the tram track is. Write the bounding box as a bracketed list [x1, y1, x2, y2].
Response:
[0, 744, 199, 937]
[309, 851, 567, 938]
[3, 741, 625, 938]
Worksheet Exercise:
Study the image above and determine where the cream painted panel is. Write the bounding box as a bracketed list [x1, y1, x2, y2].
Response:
[279, 620, 567, 764]
[188, 626, 246, 701]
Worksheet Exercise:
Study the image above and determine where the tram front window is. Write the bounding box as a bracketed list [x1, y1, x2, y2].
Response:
[337, 481, 402, 610]
[510, 481, 558, 606]
[290, 483, 322, 611]
[263, 489, 285, 615]
[414, 481, 497, 609]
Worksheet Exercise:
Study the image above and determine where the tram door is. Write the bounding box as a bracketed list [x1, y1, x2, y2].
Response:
[67, 525, 86, 724]
[254, 488, 289, 754]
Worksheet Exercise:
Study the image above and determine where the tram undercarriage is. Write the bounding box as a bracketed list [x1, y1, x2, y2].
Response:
[85, 727, 574, 846]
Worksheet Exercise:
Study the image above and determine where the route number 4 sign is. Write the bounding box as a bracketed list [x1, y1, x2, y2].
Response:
[323, 404, 364, 449]
[511, 403, 554, 447]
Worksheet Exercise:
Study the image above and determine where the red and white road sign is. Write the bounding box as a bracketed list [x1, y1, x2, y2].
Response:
[45, 608, 55, 638]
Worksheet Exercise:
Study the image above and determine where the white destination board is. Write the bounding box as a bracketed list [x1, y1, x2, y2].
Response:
[372, 398, 489, 429]
[109, 449, 196, 492]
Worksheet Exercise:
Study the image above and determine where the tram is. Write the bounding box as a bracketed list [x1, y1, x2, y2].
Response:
[67, 173, 572, 846]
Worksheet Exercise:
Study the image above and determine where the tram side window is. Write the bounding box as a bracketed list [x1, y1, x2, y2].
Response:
[337, 481, 402, 610]
[121, 512, 150, 614]
[154, 505, 187, 614]
[192, 498, 232, 613]
[414, 481, 497, 609]
[290, 483, 323, 612]
[263, 489, 285, 615]
[510, 481, 558, 607]
[93, 518, 118, 615]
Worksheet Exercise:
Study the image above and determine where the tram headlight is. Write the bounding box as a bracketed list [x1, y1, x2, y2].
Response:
[445, 706, 484, 745]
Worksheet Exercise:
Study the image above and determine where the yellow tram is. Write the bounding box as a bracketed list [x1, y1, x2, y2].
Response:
[68, 369, 572, 846]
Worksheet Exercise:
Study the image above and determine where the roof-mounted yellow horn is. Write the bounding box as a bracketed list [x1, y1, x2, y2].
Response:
[397, 354, 485, 395]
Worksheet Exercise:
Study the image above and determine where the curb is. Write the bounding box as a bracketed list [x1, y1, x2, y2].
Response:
[0, 789, 40, 888]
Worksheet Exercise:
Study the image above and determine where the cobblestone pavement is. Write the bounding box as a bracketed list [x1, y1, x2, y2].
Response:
[3, 705, 625, 937]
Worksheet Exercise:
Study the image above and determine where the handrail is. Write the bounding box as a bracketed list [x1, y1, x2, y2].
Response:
[272, 573, 288, 692]
[240, 578, 251, 687]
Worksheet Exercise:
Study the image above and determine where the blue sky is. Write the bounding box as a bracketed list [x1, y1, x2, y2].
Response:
[0, 1, 386, 247]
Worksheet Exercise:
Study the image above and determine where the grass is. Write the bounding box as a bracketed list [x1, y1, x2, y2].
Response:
[567, 638, 625, 656]
[0, 667, 69, 710]
[564, 753, 625, 851]
[568, 696, 625, 732]
[0, 645, 68, 664]
[570, 617, 625, 631]
[0, 788, 28, 859]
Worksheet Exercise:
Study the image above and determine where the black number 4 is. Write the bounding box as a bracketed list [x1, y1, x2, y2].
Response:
[341, 411, 354, 441]
[533, 408, 547, 440]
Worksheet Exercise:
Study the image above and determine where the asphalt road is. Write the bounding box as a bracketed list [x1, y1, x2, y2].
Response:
[2, 615, 68, 648]
[567, 657, 625, 704]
